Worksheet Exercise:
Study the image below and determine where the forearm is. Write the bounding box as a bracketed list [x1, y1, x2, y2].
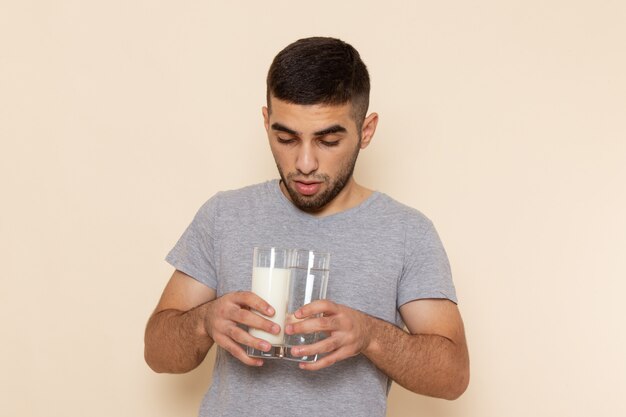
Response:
[362, 314, 469, 400]
[144, 302, 214, 373]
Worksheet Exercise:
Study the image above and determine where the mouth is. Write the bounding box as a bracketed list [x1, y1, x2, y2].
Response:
[293, 180, 322, 196]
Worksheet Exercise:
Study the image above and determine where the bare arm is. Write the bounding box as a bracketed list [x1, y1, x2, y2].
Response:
[364, 300, 469, 399]
[285, 299, 469, 400]
[144, 270, 281, 373]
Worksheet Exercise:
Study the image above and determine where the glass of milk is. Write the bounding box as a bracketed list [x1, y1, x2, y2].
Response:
[283, 249, 330, 363]
[247, 247, 292, 359]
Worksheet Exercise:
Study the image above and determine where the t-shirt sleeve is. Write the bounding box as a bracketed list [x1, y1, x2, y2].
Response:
[397, 215, 458, 307]
[165, 196, 219, 289]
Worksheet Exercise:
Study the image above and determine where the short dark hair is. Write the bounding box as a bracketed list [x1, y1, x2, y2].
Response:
[267, 37, 370, 128]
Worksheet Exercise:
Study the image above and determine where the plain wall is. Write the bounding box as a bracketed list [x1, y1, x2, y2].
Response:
[1, 1, 625, 416]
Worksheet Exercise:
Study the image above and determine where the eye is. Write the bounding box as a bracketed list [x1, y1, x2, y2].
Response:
[320, 139, 340, 147]
[277, 137, 296, 145]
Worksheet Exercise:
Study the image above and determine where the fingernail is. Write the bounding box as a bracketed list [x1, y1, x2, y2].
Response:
[256, 360, 264, 366]
[291, 347, 299, 355]
[285, 324, 293, 334]
[260, 342, 270, 351]
[271, 324, 280, 334]
[266, 306, 275, 315]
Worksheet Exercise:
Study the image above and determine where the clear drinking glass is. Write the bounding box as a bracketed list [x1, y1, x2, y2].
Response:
[283, 249, 330, 363]
[247, 247, 292, 359]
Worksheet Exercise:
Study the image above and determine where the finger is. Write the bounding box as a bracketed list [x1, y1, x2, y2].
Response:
[295, 299, 337, 319]
[286, 314, 339, 335]
[298, 349, 346, 371]
[216, 335, 264, 367]
[232, 291, 275, 317]
[288, 336, 340, 358]
[226, 325, 273, 353]
[235, 309, 281, 335]
[217, 302, 279, 335]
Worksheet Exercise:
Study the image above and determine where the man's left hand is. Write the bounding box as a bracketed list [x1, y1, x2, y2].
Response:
[284, 300, 371, 370]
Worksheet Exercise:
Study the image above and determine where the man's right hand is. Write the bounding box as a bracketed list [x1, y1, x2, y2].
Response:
[145, 270, 281, 372]
[203, 291, 281, 366]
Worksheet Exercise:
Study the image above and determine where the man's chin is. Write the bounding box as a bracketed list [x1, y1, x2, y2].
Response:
[291, 196, 324, 212]
[288, 190, 328, 213]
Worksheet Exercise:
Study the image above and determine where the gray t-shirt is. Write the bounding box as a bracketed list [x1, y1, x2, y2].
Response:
[166, 180, 457, 417]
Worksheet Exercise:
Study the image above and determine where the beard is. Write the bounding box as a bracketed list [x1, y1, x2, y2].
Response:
[277, 145, 360, 213]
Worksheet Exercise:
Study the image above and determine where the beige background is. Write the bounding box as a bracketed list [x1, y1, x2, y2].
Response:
[1, 1, 625, 416]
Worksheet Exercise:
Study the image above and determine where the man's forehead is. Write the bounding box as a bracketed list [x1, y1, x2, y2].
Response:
[270, 96, 352, 110]
[268, 97, 355, 128]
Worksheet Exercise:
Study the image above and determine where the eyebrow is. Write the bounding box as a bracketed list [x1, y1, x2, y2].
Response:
[271, 123, 347, 137]
[271, 123, 298, 135]
[313, 124, 347, 136]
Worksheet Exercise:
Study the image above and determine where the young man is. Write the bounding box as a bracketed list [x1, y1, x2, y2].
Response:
[145, 37, 469, 417]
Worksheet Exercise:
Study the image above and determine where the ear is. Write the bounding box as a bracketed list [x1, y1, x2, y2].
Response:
[359, 112, 379, 149]
[262, 106, 270, 133]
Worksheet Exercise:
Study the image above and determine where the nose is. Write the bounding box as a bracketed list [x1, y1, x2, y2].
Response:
[295, 142, 318, 175]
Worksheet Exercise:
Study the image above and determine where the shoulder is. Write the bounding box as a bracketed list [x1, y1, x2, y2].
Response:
[193, 180, 278, 221]
[218, 181, 274, 199]
[370, 192, 435, 232]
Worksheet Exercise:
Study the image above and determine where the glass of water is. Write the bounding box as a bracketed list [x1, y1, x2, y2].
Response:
[283, 249, 330, 363]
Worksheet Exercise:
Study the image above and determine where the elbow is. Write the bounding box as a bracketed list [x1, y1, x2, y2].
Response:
[144, 341, 202, 374]
[443, 341, 470, 400]
[404, 364, 470, 400]
[144, 329, 165, 373]
[442, 363, 470, 400]
[144, 336, 180, 374]
[144, 345, 168, 374]
[444, 372, 469, 400]
[411, 358, 469, 400]
[144, 348, 187, 374]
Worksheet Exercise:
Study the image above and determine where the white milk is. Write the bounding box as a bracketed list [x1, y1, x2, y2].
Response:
[249, 266, 291, 345]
